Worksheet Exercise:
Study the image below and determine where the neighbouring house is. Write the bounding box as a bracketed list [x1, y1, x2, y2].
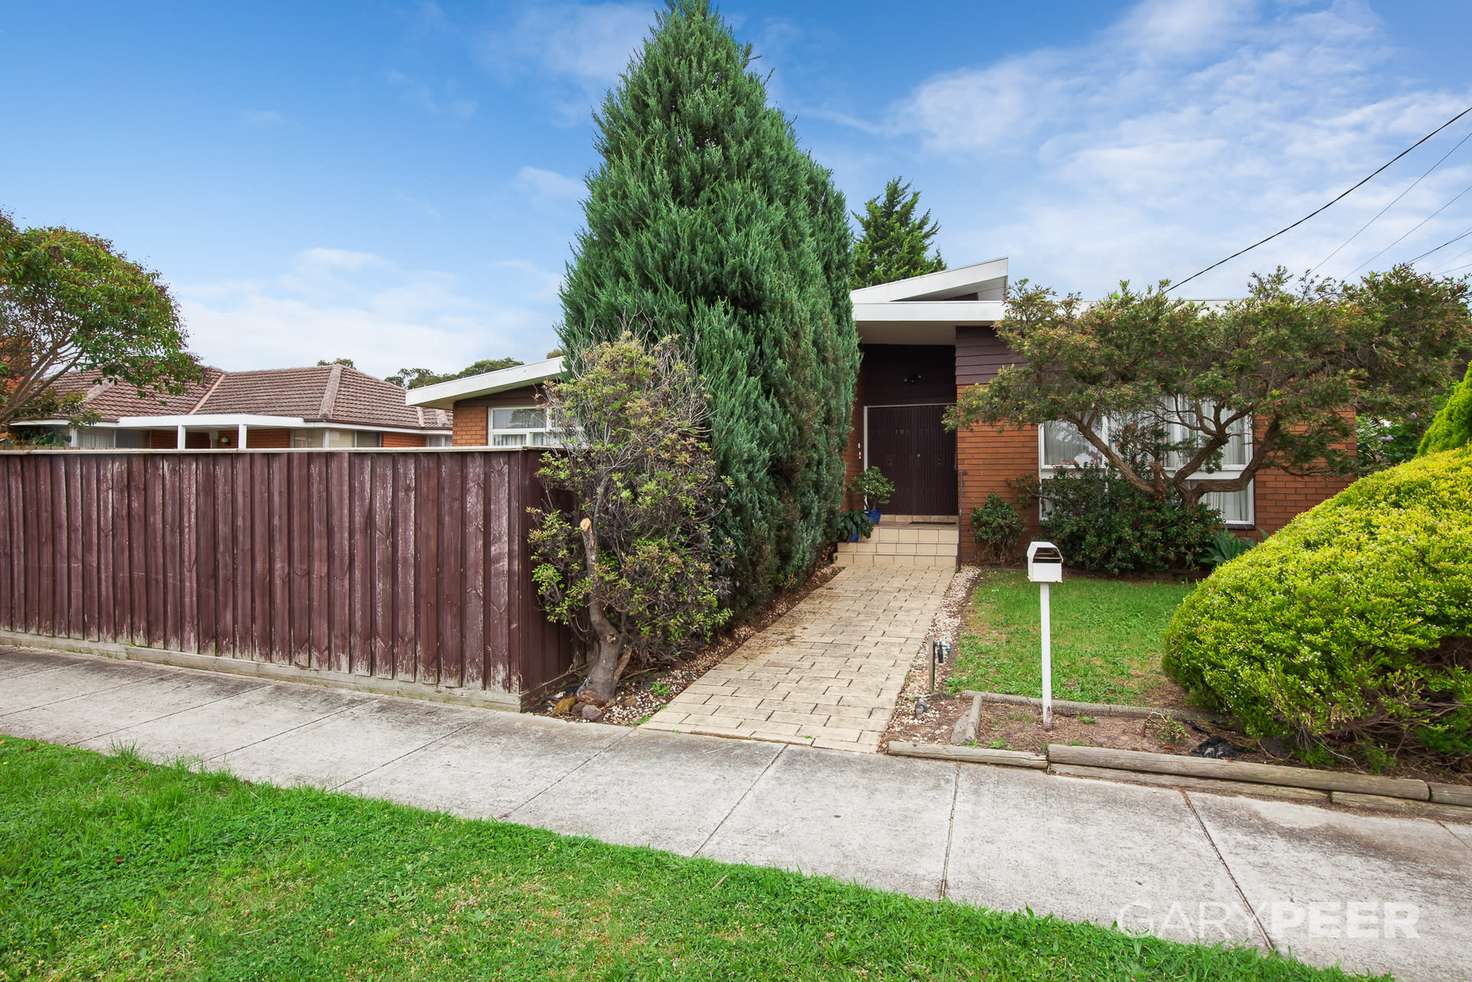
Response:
[405, 260, 1353, 566]
[18, 363, 453, 449]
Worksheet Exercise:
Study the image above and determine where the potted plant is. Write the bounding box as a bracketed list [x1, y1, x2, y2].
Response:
[834, 509, 876, 543]
[848, 466, 895, 523]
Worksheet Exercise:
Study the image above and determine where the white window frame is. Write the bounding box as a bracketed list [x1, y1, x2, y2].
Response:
[485, 405, 562, 448]
[1037, 411, 1255, 528]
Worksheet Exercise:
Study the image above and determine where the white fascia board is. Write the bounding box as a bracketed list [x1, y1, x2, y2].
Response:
[850, 258, 1009, 304]
[405, 357, 565, 409]
[118, 414, 307, 427]
[113, 415, 448, 436]
[852, 300, 1005, 323]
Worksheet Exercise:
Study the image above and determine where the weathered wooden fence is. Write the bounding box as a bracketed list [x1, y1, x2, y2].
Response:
[0, 449, 574, 707]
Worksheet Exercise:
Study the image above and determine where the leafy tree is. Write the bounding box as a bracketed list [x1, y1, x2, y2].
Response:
[1417, 359, 1472, 454]
[386, 357, 522, 389]
[0, 212, 197, 430]
[317, 357, 356, 368]
[951, 266, 1472, 506]
[529, 335, 729, 705]
[851, 178, 945, 288]
[558, 0, 858, 613]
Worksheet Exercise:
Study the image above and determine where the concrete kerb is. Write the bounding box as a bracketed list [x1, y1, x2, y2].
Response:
[886, 739, 1470, 818]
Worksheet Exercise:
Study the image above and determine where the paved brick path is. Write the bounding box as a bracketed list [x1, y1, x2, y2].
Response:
[644, 566, 954, 752]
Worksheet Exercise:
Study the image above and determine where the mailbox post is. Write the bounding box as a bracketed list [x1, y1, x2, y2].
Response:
[1026, 541, 1064, 730]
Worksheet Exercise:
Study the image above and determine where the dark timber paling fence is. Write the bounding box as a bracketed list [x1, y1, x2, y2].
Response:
[0, 449, 574, 708]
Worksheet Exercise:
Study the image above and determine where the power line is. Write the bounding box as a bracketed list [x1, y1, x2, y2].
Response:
[1311, 124, 1472, 274]
[1347, 180, 1472, 274]
[1433, 259, 1472, 276]
[1167, 102, 1472, 292]
[1406, 224, 1472, 265]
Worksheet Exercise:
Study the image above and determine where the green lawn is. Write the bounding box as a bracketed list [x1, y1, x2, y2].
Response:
[949, 570, 1194, 705]
[0, 738, 1355, 981]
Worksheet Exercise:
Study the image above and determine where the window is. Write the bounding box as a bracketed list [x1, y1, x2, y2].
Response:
[114, 429, 148, 449]
[486, 406, 560, 447]
[291, 430, 324, 448]
[424, 434, 451, 448]
[75, 427, 115, 449]
[353, 431, 382, 448]
[1039, 408, 1254, 527]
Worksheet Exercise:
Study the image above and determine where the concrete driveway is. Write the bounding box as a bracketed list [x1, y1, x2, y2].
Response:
[3, 645, 1469, 981]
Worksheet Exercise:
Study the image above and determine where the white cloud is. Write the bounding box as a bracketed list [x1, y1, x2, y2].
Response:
[476, 3, 652, 121]
[859, 0, 1472, 295]
[176, 249, 557, 376]
[386, 70, 477, 119]
[514, 165, 585, 203]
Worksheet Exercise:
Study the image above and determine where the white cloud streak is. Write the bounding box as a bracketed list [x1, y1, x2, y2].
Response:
[176, 250, 559, 377]
[850, 0, 1472, 295]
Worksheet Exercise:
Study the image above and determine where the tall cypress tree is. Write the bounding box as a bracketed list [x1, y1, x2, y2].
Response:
[852, 178, 946, 288]
[558, 0, 858, 612]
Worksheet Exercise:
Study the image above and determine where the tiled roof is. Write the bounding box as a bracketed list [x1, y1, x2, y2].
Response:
[47, 368, 224, 419]
[46, 365, 451, 432]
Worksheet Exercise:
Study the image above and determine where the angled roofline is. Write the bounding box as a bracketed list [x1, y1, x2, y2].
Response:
[849, 257, 1009, 304]
[405, 357, 564, 410]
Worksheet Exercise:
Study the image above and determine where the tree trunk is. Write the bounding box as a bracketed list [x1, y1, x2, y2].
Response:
[575, 516, 627, 705]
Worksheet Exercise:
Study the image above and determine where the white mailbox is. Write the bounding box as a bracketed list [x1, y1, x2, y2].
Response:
[1026, 541, 1064, 583]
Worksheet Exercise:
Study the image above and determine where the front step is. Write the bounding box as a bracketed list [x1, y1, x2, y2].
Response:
[836, 523, 958, 568]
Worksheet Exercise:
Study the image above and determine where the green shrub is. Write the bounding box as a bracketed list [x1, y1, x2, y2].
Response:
[1016, 467, 1222, 574]
[847, 466, 895, 508]
[1417, 360, 1472, 454]
[1202, 530, 1255, 568]
[970, 494, 1023, 563]
[1164, 448, 1472, 766]
[833, 509, 875, 542]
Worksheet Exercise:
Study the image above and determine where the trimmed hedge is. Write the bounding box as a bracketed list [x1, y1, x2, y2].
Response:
[1417, 359, 1472, 454]
[1164, 448, 1472, 765]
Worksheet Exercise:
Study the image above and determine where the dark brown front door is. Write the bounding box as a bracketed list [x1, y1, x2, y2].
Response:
[866, 405, 958, 515]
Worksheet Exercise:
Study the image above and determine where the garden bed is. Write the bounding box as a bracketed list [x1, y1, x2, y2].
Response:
[888, 568, 1470, 788]
[530, 563, 843, 726]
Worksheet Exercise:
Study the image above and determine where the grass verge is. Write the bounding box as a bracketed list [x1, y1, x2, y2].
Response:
[948, 570, 1194, 705]
[0, 737, 1364, 980]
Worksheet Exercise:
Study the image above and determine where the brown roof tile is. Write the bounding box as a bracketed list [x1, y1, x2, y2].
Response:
[46, 365, 450, 432]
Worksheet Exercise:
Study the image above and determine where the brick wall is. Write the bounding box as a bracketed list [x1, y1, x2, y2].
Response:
[957, 412, 1040, 564]
[450, 386, 545, 447]
[1249, 413, 1356, 534]
[381, 431, 428, 448]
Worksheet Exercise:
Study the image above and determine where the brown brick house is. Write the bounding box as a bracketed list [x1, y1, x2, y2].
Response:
[21, 363, 452, 449]
[408, 259, 1353, 566]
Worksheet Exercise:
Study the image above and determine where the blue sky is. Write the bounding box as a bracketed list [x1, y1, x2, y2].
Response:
[4, 1, 1470, 376]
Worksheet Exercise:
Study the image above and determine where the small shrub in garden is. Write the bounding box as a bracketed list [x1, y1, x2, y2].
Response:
[833, 509, 875, 542]
[1016, 467, 1221, 574]
[970, 493, 1023, 563]
[530, 334, 730, 705]
[847, 466, 895, 509]
[1202, 530, 1255, 568]
[1164, 448, 1472, 768]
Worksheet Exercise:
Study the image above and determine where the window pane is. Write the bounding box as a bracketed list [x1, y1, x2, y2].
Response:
[491, 433, 527, 447]
[114, 429, 148, 449]
[324, 429, 355, 449]
[1222, 416, 1250, 468]
[353, 431, 383, 448]
[76, 427, 116, 449]
[491, 407, 545, 430]
[1042, 421, 1101, 468]
[1203, 486, 1251, 525]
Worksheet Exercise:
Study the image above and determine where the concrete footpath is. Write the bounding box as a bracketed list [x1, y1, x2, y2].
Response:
[3, 645, 1469, 981]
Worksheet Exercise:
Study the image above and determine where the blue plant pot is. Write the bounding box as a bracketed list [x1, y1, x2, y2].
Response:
[866, 508, 882, 524]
